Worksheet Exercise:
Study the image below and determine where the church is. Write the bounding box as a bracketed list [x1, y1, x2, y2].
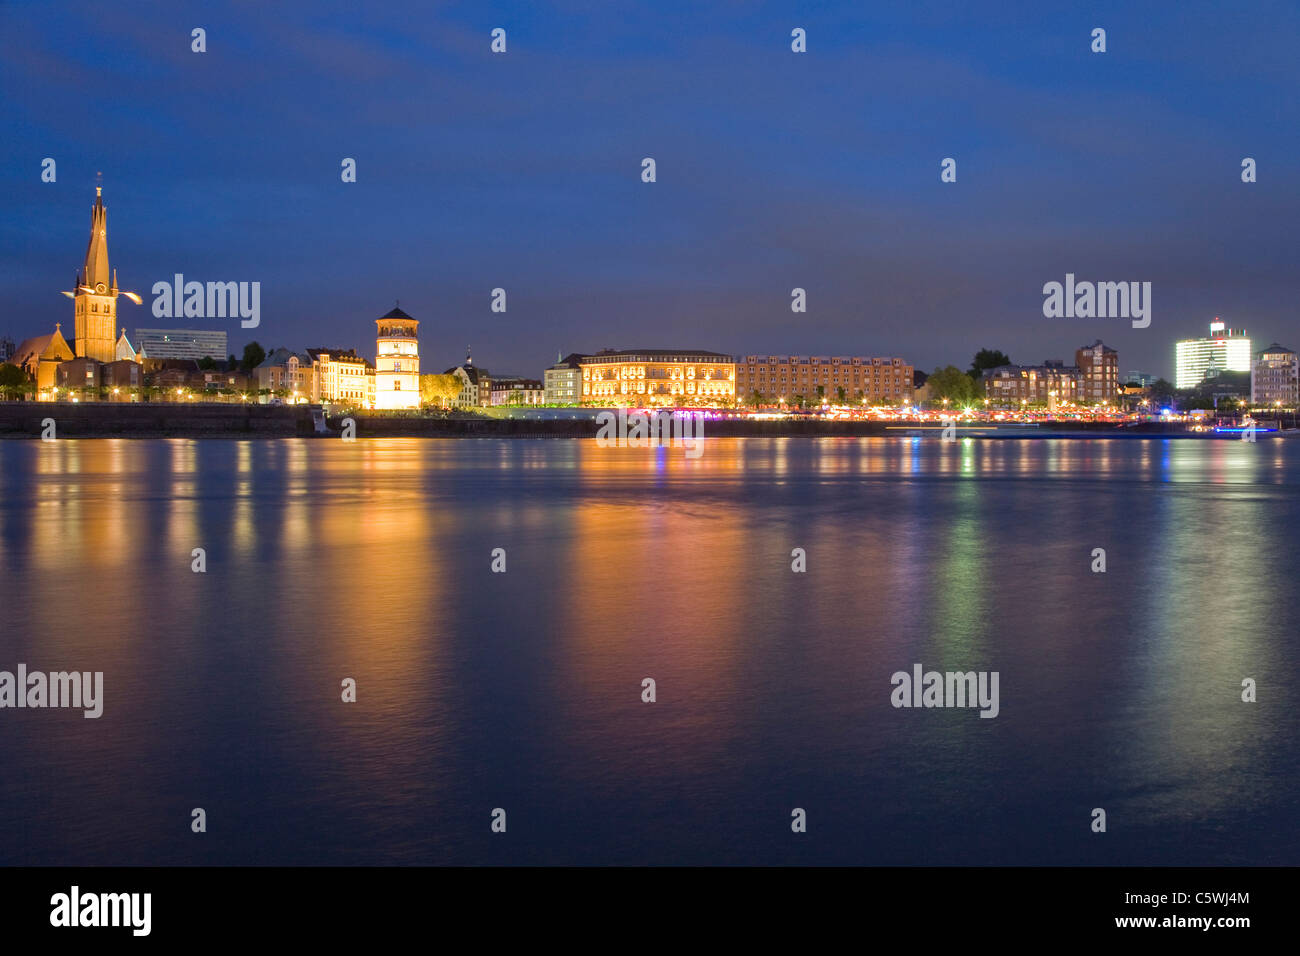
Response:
[9, 187, 144, 398]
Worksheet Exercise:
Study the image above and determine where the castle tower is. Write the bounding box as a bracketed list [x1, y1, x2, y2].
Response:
[374, 305, 420, 410]
[72, 187, 120, 363]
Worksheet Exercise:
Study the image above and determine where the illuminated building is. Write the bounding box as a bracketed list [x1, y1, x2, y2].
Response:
[254, 348, 313, 402]
[102, 359, 143, 399]
[64, 187, 142, 363]
[374, 306, 420, 410]
[115, 329, 139, 362]
[306, 348, 374, 406]
[490, 377, 544, 405]
[56, 358, 101, 397]
[734, 355, 913, 404]
[1251, 344, 1298, 407]
[9, 324, 75, 400]
[581, 349, 735, 406]
[544, 352, 586, 404]
[982, 360, 1080, 405]
[1075, 340, 1120, 402]
[1175, 319, 1251, 389]
[445, 349, 491, 407]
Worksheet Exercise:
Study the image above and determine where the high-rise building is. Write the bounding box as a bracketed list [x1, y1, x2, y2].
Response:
[1175, 319, 1252, 389]
[581, 349, 735, 405]
[1251, 344, 1298, 407]
[134, 328, 228, 360]
[1075, 340, 1120, 402]
[734, 355, 913, 404]
[374, 306, 419, 410]
[65, 188, 142, 363]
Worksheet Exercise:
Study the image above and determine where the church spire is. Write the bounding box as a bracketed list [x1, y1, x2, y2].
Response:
[82, 185, 110, 290]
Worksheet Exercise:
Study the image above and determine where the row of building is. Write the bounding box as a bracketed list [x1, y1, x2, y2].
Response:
[973, 325, 1299, 409]
[6, 189, 1297, 410]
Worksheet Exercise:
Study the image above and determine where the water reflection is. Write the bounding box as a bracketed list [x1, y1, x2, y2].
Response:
[0, 437, 1295, 865]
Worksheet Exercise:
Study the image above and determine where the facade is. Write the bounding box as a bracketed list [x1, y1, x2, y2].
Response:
[374, 307, 420, 410]
[983, 360, 1081, 406]
[1175, 319, 1252, 389]
[306, 348, 373, 406]
[9, 324, 76, 399]
[115, 329, 140, 362]
[544, 353, 586, 404]
[445, 361, 491, 407]
[0, 337, 14, 363]
[254, 348, 313, 400]
[134, 328, 227, 361]
[144, 359, 201, 396]
[581, 349, 735, 405]
[734, 355, 913, 405]
[56, 358, 101, 397]
[1126, 371, 1156, 386]
[490, 378, 545, 406]
[196, 369, 252, 394]
[1251, 344, 1299, 407]
[1075, 340, 1120, 402]
[69, 188, 140, 363]
[102, 359, 144, 399]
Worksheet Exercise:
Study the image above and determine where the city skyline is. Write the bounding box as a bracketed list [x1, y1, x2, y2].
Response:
[4, 1, 1299, 380]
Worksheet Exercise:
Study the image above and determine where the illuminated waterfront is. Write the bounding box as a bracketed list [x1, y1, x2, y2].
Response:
[0, 437, 1296, 865]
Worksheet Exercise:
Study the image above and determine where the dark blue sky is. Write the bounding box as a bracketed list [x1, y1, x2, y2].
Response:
[4, 0, 1298, 378]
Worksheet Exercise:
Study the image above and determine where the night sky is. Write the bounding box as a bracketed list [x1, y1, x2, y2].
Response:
[3, 1, 1298, 379]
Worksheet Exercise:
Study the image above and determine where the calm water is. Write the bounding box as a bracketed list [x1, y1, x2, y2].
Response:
[0, 436, 1296, 866]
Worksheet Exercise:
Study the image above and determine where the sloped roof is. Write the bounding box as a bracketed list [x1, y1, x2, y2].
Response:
[10, 326, 74, 369]
[444, 364, 487, 384]
[256, 347, 312, 368]
[306, 348, 364, 362]
[548, 352, 587, 369]
[380, 306, 415, 320]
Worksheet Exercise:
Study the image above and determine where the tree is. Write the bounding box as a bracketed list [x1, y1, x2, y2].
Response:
[968, 349, 1011, 381]
[0, 363, 33, 400]
[197, 355, 217, 370]
[927, 366, 980, 405]
[1149, 378, 1176, 406]
[747, 390, 765, 407]
[835, 386, 847, 404]
[420, 373, 462, 409]
[240, 341, 266, 373]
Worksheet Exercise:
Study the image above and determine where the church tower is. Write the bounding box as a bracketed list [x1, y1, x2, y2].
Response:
[72, 187, 118, 362]
[69, 187, 140, 362]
